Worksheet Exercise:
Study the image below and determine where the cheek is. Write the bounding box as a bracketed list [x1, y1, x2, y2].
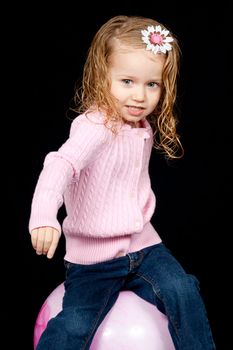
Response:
[150, 93, 161, 108]
[110, 82, 116, 96]
[110, 84, 124, 100]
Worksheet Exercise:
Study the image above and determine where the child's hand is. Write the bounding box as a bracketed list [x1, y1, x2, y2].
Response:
[31, 227, 60, 259]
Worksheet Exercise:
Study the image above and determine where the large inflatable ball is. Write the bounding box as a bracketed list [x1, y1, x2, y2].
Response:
[34, 282, 175, 350]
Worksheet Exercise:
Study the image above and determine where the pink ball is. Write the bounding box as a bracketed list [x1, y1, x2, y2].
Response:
[34, 282, 175, 350]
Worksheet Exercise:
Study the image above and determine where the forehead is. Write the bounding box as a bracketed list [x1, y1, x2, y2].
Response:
[109, 44, 165, 76]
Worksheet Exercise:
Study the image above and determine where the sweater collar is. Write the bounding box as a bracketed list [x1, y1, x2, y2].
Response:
[86, 110, 152, 139]
[120, 119, 151, 139]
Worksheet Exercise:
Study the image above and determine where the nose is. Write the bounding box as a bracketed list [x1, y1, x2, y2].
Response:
[132, 86, 145, 102]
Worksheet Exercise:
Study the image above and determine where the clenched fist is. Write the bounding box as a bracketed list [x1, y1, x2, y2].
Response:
[31, 226, 60, 259]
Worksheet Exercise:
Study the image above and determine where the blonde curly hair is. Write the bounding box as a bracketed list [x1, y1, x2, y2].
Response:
[72, 15, 184, 159]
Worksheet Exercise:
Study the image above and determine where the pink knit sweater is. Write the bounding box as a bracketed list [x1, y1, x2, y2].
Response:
[29, 111, 161, 264]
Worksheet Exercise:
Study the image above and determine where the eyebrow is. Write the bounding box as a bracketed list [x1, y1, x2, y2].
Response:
[117, 74, 162, 81]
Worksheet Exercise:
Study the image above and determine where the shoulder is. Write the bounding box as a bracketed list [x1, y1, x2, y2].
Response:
[69, 111, 108, 136]
[68, 111, 112, 146]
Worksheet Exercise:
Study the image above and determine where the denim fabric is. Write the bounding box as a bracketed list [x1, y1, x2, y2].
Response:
[36, 243, 216, 350]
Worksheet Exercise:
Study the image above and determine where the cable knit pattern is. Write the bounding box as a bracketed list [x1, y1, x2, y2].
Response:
[29, 111, 161, 264]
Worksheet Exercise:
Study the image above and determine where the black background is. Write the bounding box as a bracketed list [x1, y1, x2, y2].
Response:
[5, 2, 232, 349]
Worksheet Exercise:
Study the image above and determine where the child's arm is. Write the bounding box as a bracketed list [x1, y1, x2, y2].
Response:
[31, 226, 60, 259]
[29, 114, 111, 256]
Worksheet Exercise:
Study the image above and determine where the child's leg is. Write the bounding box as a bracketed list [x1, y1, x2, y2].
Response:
[124, 243, 216, 350]
[36, 257, 129, 350]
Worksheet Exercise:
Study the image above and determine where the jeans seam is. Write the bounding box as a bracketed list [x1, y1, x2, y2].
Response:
[135, 272, 180, 337]
[135, 273, 162, 301]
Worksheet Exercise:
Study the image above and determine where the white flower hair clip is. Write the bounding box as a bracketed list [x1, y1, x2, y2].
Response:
[141, 25, 174, 54]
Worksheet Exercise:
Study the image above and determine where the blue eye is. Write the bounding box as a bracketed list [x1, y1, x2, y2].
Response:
[122, 79, 132, 85]
[148, 82, 158, 88]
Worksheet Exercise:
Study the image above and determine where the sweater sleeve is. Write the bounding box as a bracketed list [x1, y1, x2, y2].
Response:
[28, 115, 111, 234]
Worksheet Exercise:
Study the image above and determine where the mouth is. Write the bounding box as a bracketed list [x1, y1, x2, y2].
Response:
[126, 105, 145, 110]
[126, 105, 145, 116]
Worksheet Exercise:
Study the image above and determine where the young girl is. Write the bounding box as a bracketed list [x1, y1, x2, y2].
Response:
[29, 15, 216, 350]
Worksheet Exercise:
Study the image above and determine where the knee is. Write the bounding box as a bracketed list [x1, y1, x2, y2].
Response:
[160, 273, 200, 300]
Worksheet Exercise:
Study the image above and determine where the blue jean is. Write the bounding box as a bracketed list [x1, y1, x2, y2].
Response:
[36, 243, 216, 350]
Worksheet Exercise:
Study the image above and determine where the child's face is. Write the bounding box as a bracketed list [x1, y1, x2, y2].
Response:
[109, 44, 165, 126]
